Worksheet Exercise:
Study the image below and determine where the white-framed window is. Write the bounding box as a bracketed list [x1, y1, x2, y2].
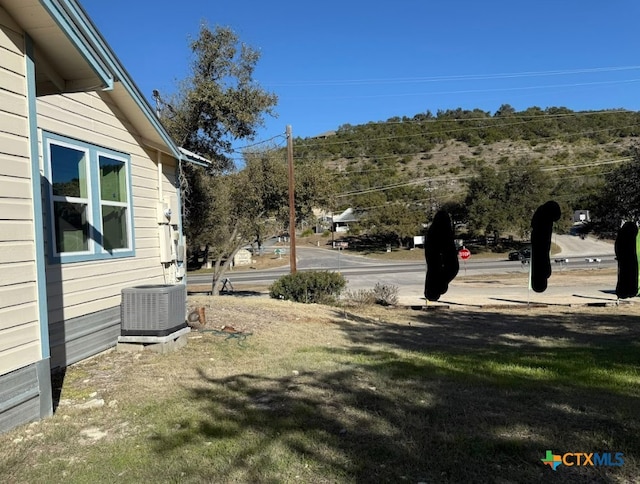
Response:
[43, 132, 135, 263]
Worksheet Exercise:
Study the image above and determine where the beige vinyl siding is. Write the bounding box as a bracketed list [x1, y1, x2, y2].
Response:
[0, 152, 31, 180]
[37, 90, 178, 324]
[0, 284, 36, 308]
[0, 341, 40, 379]
[0, 12, 41, 374]
[0, 321, 39, 352]
[0, 241, 34, 263]
[0, 198, 32, 219]
[161, 162, 178, 197]
[0, 108, 28, 137]
[0, 219, 33, 240]
[0, 131, 29, 159]
[0, 261, 36, 286]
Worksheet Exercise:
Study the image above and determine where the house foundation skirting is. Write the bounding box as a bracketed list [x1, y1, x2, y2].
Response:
[0, 359, 53, 434]
[49, 306, 121, 370]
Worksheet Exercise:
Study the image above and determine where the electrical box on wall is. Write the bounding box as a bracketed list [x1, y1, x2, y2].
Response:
[157, 201, 171, 224]
[159, 225, 172, 263]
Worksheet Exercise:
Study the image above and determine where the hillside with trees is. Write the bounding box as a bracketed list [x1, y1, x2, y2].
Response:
[157, 24, 639, 277]
[286, 105, 640, 244]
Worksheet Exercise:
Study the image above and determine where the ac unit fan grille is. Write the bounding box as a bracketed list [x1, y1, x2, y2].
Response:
[121, 284, 186, 336]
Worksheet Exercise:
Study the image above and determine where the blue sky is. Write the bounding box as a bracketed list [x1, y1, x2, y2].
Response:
[83, 0, 640, 151]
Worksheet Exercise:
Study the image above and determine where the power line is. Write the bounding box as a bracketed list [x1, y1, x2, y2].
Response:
[228, 109, 638, 164]
[310, 78, 640, 101]
[265, 65, 640, 87]
[232, 133, 287, 153]
[333, 157, 632, 198]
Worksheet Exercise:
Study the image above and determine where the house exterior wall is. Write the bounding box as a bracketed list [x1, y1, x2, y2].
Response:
[0, 5, 42, 384]
[0, 6, 52, 433]
[36, 90, 181, 368]
[1, 0, 187, 434]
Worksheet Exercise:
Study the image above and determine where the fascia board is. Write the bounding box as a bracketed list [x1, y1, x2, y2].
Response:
[38, 0, 114, 90]
[39, 0, 184, 160]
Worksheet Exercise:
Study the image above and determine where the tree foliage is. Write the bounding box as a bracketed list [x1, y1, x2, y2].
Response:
[590, 146, 640, 235]
[183, 166, 245, 293]
[295, 107, 640, 164]
[464, 161, 555, 238]
[162, 24, 278, 172]
[363, 203, 425, 247]
[186, 150, 287, 293]
[160, 24, 283, 291]
[294, 158, 334, 223]
[464, 167, 508, 236]
[185, 147, 334, 293]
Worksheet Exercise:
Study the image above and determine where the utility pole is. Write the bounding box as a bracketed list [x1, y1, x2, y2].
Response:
[286, 125, 297, 273]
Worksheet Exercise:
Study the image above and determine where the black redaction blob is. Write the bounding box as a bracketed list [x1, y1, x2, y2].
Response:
[424, 210, 459, 301]
[530, 200, 561, 293]
[615, 221, 639, 299]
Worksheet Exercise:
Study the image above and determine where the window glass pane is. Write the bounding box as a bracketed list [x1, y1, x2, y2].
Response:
[102, 206, 128, 250]
[54, 201, 89, 252]
[99, 156, 127, 202]
[51, 144, 87, 198]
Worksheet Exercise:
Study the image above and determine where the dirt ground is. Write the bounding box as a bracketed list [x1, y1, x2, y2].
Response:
[186, 289, 640, 347]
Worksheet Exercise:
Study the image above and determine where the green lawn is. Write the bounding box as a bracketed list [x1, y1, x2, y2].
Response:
[1, 298, 638, 483]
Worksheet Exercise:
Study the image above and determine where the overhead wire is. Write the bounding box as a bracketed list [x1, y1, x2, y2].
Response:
[312, 78, 640, 101]
[223, 106, 638, 164]
[321, 132, 637, 181]
[232, 132, 287, 152]
[266, 65, 640, 86]
[332, 157, 632, 198]
[293, 116, 640, 152]
[287, 109, 639, 199]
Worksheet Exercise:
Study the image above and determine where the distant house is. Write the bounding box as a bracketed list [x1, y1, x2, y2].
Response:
[572, 210, 591, 224]
[310, 130, 336, 139]
[332, 208, 359, 233]
[0, 0, 207, 433]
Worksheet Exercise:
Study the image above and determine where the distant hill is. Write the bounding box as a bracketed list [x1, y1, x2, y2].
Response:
[291, 106, 640, 210]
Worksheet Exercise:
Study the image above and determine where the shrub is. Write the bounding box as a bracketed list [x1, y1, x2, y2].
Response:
[373, 283, 399, 306]
[269, 271, 347, 304]
[341, 288, 376, 307]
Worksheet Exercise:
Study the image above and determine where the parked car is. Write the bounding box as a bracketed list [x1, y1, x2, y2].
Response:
[508, 247, 531, 261]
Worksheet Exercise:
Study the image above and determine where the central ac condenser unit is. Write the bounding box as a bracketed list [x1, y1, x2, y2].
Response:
[121, 284, 186, 336]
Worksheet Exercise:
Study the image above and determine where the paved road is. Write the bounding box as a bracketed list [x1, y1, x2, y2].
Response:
[188, 234, 628, 308]
[554, 234, 615, 257]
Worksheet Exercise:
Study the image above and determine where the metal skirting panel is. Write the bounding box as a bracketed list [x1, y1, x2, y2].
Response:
[0, 364, 41, 433]
[49, 306, 120, 370]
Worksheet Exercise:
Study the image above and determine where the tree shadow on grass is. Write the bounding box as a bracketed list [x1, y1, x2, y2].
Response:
[221, 290, 266, 297]
[148, 307, 640, 482]
[334, 306, 640, 352]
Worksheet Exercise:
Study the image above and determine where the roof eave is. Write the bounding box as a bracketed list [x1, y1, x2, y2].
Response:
[38, 0, 184, 160]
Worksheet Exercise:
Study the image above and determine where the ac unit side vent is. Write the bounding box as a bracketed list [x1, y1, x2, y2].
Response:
[121, 284, 186, 336]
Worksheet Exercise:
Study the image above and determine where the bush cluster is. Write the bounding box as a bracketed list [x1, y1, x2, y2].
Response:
[373, 283, 399, 306]
[341, 283, 399, 307]
[341, 289, 377, 307]
[269, 271, 346, 304]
